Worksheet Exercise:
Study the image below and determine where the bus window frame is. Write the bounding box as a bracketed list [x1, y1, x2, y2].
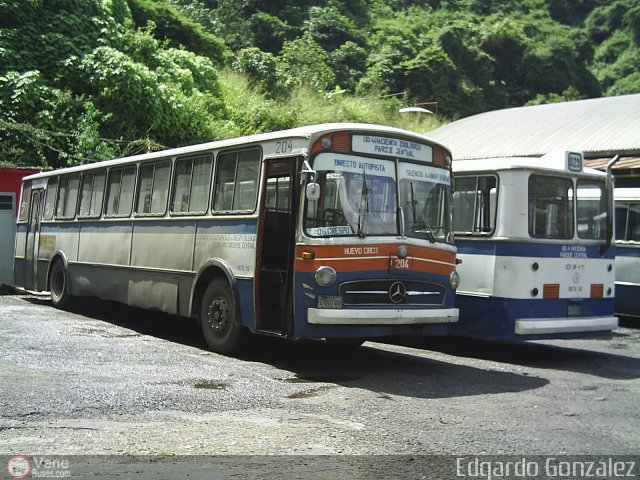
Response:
[170, 153, 214, 217]
[18, 182, 32, 222]
[105, 165, 137, 219]
[135, 159, 172, 217]
[212, 147, 262, 215]
[55, 174, 80, 220]
[78, 170, 107, 220]
[42, 177, 58, 221]
[616, 200, 640, 242]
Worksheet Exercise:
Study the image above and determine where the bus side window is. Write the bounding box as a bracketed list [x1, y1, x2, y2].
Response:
[136, 161, 171, 216]
[171, 155, 213, 215]
[55, 174, 80, 220]
[105, 166, 136, 217]
[191, 157, 213, 213]
[43, 177, 58, 220]
[213, 153, 235, 211]
[629, 202, 640, 241]
[18, 182, 32, 222]
[79, 171, 106, 218]
[236, 150, 260, 210]
[213, 148, 260, 213]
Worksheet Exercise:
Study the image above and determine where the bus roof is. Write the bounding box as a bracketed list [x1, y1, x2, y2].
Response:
[22, 123, 447, 181]
[452, 150, 605, 177]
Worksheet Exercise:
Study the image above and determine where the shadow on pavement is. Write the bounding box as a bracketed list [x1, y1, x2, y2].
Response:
[21, 296, 550, 400]
[390, 333, 640, 381]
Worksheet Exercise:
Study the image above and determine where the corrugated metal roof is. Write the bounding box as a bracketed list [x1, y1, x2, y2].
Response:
[428, 94, 640, 161]
[585, 156, 640, 171]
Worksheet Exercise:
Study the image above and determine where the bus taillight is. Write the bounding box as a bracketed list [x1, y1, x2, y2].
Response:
[590, 284, 604, 298]
[543, 283, 560, 299]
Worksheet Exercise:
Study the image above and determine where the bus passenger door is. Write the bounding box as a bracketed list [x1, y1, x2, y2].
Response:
[24, 189, 44, 290]
[256, 157, 299, 335]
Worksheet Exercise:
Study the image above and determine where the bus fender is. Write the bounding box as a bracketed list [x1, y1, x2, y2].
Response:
[189, 258, 238, 320]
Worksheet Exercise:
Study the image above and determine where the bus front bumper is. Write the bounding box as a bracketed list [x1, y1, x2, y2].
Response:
[307, 308, 459, 325]
[515, 316, 619, 335]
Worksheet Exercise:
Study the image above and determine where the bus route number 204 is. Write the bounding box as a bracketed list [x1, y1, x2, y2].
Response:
[389, 256, 411, 271]
[275, 140, 293, 154]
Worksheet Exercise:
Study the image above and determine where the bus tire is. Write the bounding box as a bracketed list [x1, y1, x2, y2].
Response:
[199, 278, 248, 355]
[49, 259, 71, 310]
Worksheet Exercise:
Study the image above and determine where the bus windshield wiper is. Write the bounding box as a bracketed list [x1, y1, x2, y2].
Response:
[409, 181, 435, 242]
[357, 170, 369, 238]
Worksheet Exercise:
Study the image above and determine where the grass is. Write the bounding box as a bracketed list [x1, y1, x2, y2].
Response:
[214, 70, 448, 138]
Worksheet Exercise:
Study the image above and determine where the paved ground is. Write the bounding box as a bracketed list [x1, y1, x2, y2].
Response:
[1, 294, 639, 478]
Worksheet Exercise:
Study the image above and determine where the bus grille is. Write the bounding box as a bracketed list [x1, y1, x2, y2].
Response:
[339, 280, 446, 306]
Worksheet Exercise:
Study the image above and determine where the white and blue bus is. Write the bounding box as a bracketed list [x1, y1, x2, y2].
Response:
[614, 187, 640, 319]
[451, 150, 618, 340]
[13, 123, 460, 354]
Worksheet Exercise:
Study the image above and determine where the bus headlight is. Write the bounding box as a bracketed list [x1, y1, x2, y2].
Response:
[315, 266, 337, 287]
[449, 271, 460, 290]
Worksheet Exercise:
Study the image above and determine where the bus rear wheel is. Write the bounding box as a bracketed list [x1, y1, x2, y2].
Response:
[49, 259, 71, 309]
[199, 278, 248, 355]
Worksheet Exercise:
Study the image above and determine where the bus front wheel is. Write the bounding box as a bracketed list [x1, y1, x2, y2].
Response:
[199, 278, 248, 355]
[49, 259, 71, 309]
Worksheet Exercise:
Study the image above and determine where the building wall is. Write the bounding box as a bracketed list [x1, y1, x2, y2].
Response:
[0, 168, 40, 286]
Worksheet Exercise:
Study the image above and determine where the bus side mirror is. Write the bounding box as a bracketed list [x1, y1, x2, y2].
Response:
[306, 182, 320, 201]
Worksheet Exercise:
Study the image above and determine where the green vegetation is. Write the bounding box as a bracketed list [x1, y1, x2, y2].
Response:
[0, 0, 638, 168]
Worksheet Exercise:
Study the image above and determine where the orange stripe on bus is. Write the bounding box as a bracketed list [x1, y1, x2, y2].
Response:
[295, 244, 456, 275]
[296, 244, 456, 262]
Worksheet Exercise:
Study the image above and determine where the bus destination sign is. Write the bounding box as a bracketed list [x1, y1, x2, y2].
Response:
[352, 135, 432, 162]
[567, 152, 583, 172]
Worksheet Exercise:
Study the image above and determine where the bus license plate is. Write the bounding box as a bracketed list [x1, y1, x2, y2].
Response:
[389, 256, 412, 271]
[568, 302, 582, 317]
[318, 295, 342, 309]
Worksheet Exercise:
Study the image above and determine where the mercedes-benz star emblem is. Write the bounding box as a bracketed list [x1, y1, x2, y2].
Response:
[388, 281, 407, 304]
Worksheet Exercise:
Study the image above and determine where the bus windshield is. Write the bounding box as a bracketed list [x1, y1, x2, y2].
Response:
[304, 152, 452, 243]
[528, 174, 574, 239]
[398, 164, 452, 242]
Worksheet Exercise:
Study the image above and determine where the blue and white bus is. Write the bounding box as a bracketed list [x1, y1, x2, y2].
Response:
[614, 187, 640, 319]
[451, 150, 618, 340]
[13, 123, 460, 354]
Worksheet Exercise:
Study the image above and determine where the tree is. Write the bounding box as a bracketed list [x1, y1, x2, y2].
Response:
[233, 47, 290, 97]
[330, 42, 368, 93]
[279, 33, 335, 92]
[0, 71, 119, 168]
[250, 12, 296, 54]
[548, 0, 597, 26]
[479, 16, 530, 107]
[304, 3, 364, 52]
[126, 0, 231, 63]
[624, 4, 640, 45]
